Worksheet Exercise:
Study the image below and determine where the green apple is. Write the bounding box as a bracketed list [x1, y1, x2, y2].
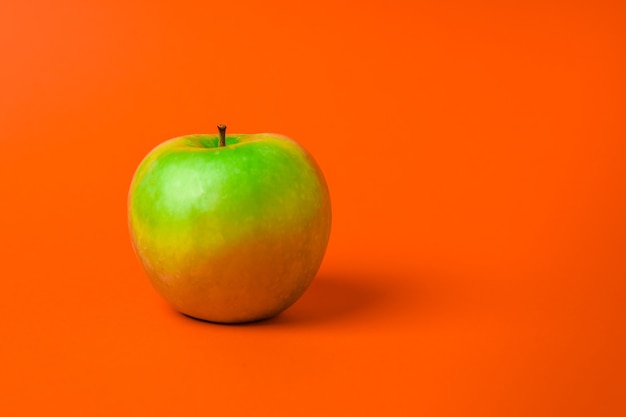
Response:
[128, 125, 331, 323]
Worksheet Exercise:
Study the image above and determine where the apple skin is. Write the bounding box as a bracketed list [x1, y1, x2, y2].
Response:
[128, 133, 331, 323]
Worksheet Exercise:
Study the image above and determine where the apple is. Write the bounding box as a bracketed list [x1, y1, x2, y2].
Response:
[128, 125, 331, 323]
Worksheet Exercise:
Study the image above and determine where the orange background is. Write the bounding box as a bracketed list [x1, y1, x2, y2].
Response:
[1, 0, 625, 415]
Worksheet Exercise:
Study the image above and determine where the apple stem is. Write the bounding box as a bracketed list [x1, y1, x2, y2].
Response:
[217, 124, 227, 147]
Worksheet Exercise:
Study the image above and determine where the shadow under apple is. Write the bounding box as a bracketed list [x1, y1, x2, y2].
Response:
[273, 272, 411, 325]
